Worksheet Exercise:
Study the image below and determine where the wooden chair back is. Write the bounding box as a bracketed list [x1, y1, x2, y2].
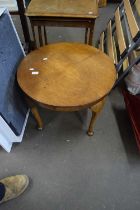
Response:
[31, 24, 48, 48]
[132, 0, 140, 16]
[98, 0, 140, 86]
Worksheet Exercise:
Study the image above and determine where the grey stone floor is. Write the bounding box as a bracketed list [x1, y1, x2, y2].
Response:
[1, 3, 140, 210]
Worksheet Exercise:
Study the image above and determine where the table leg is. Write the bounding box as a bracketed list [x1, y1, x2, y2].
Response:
[25, 97, 43, 130]
[87, 111, 98, 136]
[30, 20, 37, 49]
[38, 26, 43, 47]
[85, 28, 89, 44]
[31, 107, 43, 130]
[88, 22, 95, 45]
[87, 98, 105, 136]
[44, 26, 48, 45]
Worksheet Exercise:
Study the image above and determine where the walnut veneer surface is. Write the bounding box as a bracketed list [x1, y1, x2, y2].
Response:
[26, 0, 98, 18]
[17, 42, 116, 111]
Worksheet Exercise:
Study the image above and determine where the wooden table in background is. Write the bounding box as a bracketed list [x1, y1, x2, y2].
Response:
[98, 0, 107, 7]
[17, 42, 116, 135]
[26, 0, 98, 46]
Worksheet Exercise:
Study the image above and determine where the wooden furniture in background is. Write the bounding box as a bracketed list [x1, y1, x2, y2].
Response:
[25, 0, 98, 47]
[133, 0, 140, 16]
[98, 0, 107, 7]
[98, 0, 140, 82]
[98, 0, 140, 149]
[17, 42, 116, 135]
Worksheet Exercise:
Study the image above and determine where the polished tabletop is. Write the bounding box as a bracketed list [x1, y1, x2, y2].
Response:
[17, 42, 116, 111]
[26, 0, 98, 18]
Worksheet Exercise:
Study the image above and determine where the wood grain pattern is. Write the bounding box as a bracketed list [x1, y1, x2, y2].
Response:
[17, 43, 116, 111]
[115, 7, 126, 55]
[26, 0, 98, 46]
[124, 0, 139, 39]
[107, 21, 115, 63]
[98, 0, 107, 7]
[26, 0, 98, 18]
[112, 36, 118, 65]
[135, 0, 140, 15]
[123, 58, 129, 71]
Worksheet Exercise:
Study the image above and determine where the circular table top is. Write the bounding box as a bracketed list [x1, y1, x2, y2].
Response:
[17, 42, 116, 111]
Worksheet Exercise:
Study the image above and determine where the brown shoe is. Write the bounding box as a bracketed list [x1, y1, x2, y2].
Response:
[0, 175, 29, 204]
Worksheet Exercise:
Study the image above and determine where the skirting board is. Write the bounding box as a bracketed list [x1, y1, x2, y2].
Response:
[0, 110, 29, 152]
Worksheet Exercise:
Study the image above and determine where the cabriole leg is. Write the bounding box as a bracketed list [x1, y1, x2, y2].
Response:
[25, 97, 43, 130]
[87, 111, 98, 136]
[87, 98, 106, 136]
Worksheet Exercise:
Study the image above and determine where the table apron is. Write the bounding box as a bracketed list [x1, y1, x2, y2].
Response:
[29, 17, 95, 28]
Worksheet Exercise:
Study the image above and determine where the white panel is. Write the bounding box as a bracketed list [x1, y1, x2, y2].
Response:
[0, 0, 18, 12]
[0, 111, 29, 152]
[0, 133, 12, 153]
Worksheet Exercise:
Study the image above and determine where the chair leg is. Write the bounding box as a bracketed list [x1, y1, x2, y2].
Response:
[87, 98, 106, 136]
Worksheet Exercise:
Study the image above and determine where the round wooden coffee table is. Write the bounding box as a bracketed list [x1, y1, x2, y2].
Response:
[17, 42, 116, 135]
